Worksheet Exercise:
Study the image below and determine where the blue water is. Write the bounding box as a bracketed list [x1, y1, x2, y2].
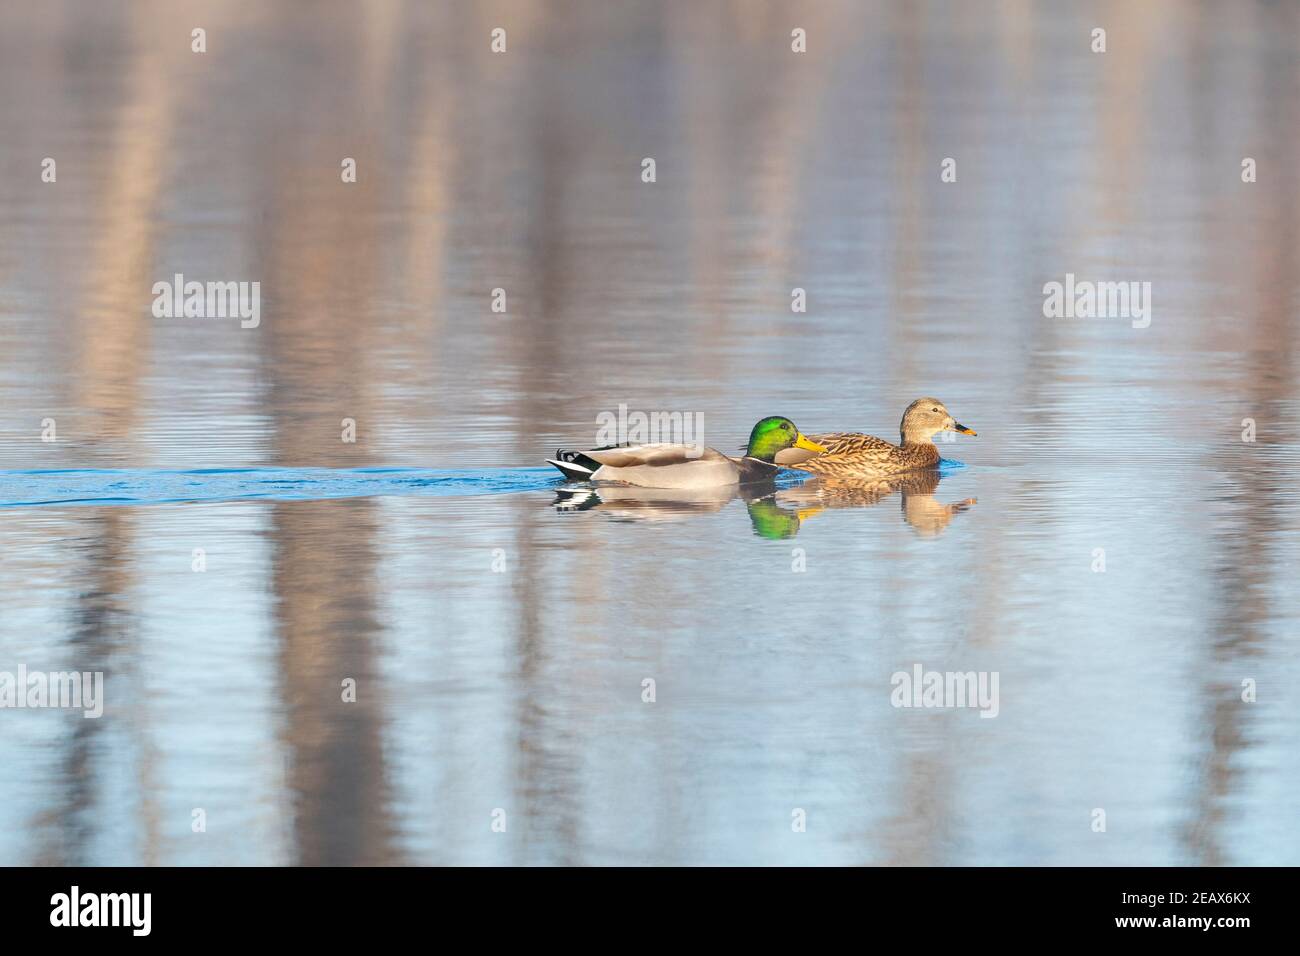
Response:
[4, 0, 1298, 868]
[0, 467, 561, 507]
[0, 462, 968, 508]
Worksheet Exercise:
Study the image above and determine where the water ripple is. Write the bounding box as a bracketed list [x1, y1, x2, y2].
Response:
[0, 467, 564, 507]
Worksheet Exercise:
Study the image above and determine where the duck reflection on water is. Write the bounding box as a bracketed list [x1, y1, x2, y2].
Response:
[553, 468, 975, 538]
[772, 470, 976, 537]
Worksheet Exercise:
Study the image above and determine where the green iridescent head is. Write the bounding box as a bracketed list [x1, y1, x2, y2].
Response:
[746, 499, 803, 539]
[744, 416, 826, 462]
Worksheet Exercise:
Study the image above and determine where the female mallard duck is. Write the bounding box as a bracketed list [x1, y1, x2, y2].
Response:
[776, 398, 976, 479]
[548, 416, 825, 489]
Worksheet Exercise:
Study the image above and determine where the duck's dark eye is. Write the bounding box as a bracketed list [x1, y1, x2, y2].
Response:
[931, 407, 939, 412]
[782, 422, 791, 431]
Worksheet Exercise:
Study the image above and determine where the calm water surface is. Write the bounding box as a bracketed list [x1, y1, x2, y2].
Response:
[1, 1, 1298, 865]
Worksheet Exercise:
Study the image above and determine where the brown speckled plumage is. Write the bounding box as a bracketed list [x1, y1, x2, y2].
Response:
[780, 398, 976, 480]
[790, 435, 940, 478]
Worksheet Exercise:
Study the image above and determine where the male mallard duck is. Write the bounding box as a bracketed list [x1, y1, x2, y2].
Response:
[777, 398, 975, 479]
[548, 416, 825, 489]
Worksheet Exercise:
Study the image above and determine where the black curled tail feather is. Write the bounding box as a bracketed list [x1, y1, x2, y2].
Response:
[547, 448, 601, 481]
[555, 449, 602, 471]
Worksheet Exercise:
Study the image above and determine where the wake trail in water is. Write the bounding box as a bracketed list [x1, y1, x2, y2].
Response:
[0, 468, 564, 507]
[0, 460, 968, 508]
